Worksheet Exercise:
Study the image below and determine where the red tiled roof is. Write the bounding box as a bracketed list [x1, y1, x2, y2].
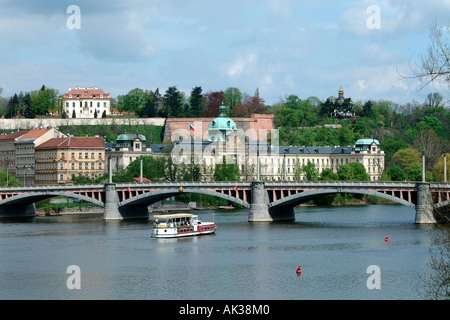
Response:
[16, 128, 52, 140]
[0, 130, 30, 141]
[35, 136, 105, 149]
[61, 87, 110, 100]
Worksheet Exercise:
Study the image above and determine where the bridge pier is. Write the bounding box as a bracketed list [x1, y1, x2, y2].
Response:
[103, 183, 150, 220]
[415, 183, 436, 224]
[103, 183, 122, 220]
[248, 181, 295, 222]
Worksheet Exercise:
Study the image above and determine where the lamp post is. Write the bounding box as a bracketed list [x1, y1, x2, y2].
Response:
[422, 151, 425, 182]
[140, 155, 143, 183]
[444, 152, 447, 182]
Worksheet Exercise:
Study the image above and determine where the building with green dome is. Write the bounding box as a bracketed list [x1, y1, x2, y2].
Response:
[207, 103, 238, 142]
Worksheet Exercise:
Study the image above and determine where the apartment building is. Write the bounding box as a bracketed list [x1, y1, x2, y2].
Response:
[35, 136, 106, 185]
[0, 130, 29, 179]
[14, 128, 64, 186]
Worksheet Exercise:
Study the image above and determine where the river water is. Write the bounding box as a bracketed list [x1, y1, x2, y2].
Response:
[0, 204, 440, 300]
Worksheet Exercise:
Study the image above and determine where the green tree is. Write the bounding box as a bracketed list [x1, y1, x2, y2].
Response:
[224, 87, 242, 111]
[213, 156, 240, 181]
[117, 88, 147, 114]
[319, 168, 339, 181]
[162, 86, 183, 118]
[302, 161, 318, 181]
[337, 162, 370, 181]
[385, 165, 407, 181]
[407, 164, 423, 181]
[391, 148, 422, 172]
[189, 86, 203, 117]
[0, 169, 22, 186]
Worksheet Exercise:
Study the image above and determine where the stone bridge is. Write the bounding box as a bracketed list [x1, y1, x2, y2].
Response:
[0, 181, 449, 223]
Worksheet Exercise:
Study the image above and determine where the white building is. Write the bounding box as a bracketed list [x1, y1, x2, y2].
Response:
[61, 87, 111, 118]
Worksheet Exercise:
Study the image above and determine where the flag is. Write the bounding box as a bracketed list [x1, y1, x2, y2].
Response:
[189, 124, 195, 131]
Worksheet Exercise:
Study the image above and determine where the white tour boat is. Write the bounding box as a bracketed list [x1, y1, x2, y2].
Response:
[152, 213, 217, 238]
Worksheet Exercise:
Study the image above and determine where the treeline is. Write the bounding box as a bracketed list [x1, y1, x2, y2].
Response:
[116, 86, 267, 118]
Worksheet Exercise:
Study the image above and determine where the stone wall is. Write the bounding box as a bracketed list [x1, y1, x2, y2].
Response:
[0, 117, 166, 131]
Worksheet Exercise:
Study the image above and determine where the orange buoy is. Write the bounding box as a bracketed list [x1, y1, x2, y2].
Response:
[296, 266, 302, 274]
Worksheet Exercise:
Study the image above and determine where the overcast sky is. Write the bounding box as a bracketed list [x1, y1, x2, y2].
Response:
[0, 0, 449, 105]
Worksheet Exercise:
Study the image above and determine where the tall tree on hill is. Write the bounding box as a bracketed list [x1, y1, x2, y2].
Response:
[6, 94, 19, 118]
[162, 86, 183, 118]
[139, 90, 157, 117]
[224, 87, 242, 111]
[203, 91, 224, 117]
[189, 86, 203, 117]
[117, 88, 147, 115]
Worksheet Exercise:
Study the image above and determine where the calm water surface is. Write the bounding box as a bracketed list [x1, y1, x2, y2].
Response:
[0, 205, 439, 300]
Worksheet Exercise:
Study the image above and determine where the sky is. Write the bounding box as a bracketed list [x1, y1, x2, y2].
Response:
[0, 0, 449, 106]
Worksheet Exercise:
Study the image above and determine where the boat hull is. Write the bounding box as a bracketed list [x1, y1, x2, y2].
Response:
[152, 228, 216, 238]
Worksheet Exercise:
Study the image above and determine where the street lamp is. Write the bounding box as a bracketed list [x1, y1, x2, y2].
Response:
[422, 151, 426, 182]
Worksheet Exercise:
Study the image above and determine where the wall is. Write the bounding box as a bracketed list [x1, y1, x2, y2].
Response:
[0, 118, 166, 130]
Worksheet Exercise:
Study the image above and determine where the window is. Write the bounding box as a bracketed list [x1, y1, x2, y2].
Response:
[79, 163, 82, 169]
[60, 163, 63, 169]
[79, 153, 82, 159]
[61, 152, 65, 159]
[85, 163, 89, 169]
[91, 163, 95, 169]
[98, 153, 102, 159]
[91, 153, 94, 159]
[85, 153, 88, 159]
[60, 174, 64, 180]
[71, 163, 75, 169]
[71, 152, 75, 159]
[99, 163, 102, 170]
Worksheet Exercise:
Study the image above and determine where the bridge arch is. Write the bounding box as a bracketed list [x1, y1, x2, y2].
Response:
[0, 191, 104, 208]
[435, 199, 450, 209]
[119, 188, 250, 209]
[269, 188, 415, 209]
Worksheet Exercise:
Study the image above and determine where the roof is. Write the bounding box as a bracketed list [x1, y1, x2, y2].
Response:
[61, 87, 110, 99]
[35, 136, 105, 149]
[116, 132, 147, 142]
[0, 130, 29, 141]
[15, 128, 54, 143]
[355, 138, 380, 145]
[153, 213, 193, 219]
[133, 177, 152, 182]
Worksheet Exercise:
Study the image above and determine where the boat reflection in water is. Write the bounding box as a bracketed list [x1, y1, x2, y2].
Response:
[151, 213, 217, 238]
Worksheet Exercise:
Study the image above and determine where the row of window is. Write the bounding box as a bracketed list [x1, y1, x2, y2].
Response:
[36, 162, 103, 170]
[36, 173, 103, 181]
[37, 152, 103, 160]
[66, 101, 108, 108]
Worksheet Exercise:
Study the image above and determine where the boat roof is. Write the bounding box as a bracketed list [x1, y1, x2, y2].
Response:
[153, 213, 193, 219]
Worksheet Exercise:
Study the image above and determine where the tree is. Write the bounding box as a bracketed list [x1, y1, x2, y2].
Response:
[385, 165, 407, 181]
[189, 86, 203, 117]
[406, 19, 450, 92]
[213, 156, 240, 181]
[6, 94, 19, 118]
[391, 148, 422, 172]
[94, 109, 98, 118]
[117, 88, 147, 114]
[72, 109, 76, 118]
[319, 168, 339, 181]
[0, 169, 22, 186]
[162, 86, 183, 118]
[413, 129, 447, 171]
[407, 164, 423, 181]
[302, 161, 318, 181]
[101, 110, 107, 118]
[425, 92, 444, 108]
[337, 162, 370, 181]
[224, 87, 242, 111]
[203, 91, 224, 117]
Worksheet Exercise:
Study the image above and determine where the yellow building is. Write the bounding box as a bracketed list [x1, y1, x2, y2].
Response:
[35, 136, 105, 185]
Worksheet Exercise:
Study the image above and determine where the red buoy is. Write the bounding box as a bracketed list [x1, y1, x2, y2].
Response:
[385, 236, 389, 242]
[296, 266, 302, 274]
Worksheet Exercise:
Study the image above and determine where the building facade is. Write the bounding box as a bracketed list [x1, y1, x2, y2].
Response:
[35, 136, 106, 185]
[61, 87, 111, 119]
[14, 128, 64, 186]
[0, 130, 29, 179]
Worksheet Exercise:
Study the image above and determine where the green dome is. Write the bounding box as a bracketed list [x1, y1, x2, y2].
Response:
[117, 132, 147, 142]
[208, 103, 237, 142]
[355, 137, 380, 152]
